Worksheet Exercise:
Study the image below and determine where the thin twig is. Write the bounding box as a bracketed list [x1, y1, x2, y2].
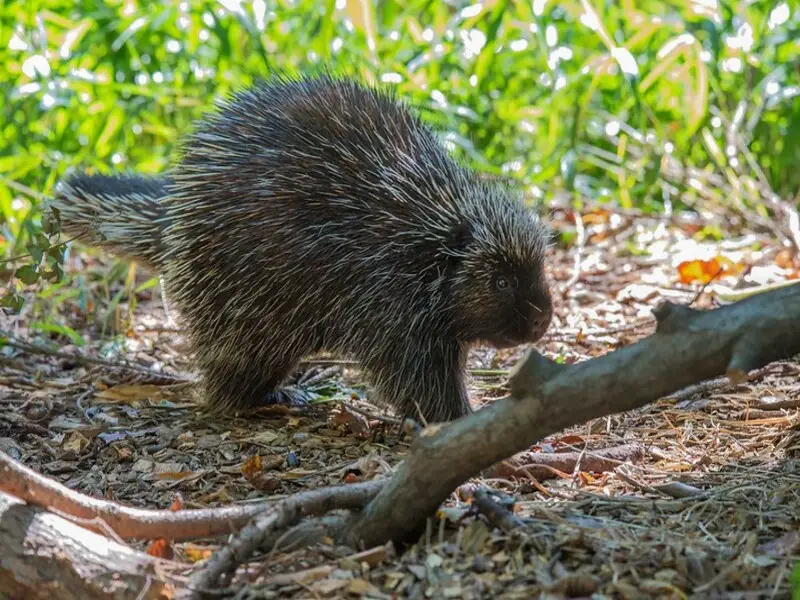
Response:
[562, 209, 587, 293]
[0, 330, 191, 383]
[1, 230, 87, 264]
[462, 485, 524, 532]
[183, 481, 385, 598]
[341, 400, 402, 425]
[689, 266, 725, 307]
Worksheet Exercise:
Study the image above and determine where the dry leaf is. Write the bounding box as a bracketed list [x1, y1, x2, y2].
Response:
[341, 545, 388, 567]
[282, 468, 317, 480]
[156, 471, 195, 480]
[169, 494, 184, 511]
[247, 430, 280, 444]
[146, 538, 174, 559]
[241, 457, 278, 491]
[241, 454, 263, 479]
[555, 434, 585, 447]
[267, 565, 334, 585]
[311, 579, 349, 595]
[183, 544, 214, 563]
[774, 249, 798, 270]
[347, 579, 379, 595]
[62, 431, 89, 456]
[251, 472, 281, 492]
[329, 404, 370, 436]
[94, 384, 166, 404]
[677, 256, 744, 284]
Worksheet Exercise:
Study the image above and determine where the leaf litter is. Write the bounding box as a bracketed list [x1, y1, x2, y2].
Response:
[1, 210, 799, 598]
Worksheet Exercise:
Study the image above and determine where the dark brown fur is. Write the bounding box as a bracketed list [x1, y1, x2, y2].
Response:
[52, 74, 553, 423]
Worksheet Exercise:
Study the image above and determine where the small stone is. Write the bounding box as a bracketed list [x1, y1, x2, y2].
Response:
[0, 437, 22, 460]
[408, 564, 426, 580]
[132, 458, 154, 472]
[425, 553, 443, 569]
[471, 555, 491, 573]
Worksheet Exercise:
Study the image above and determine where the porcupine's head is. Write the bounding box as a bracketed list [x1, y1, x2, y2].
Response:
[444, 180, 553, 350]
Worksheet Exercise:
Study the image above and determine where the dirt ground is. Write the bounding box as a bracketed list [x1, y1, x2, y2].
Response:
[2, 208, 799, 599]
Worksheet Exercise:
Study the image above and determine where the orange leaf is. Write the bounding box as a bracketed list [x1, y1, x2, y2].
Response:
[183, 544, 214, 563]
[241, 454, 263, 479]
[581, 208, 611, 225]
[146, 538, 174, 559]
[555, 434, 585, 446]
[676, 256, 744, 284]
[156, 471, 194, 481]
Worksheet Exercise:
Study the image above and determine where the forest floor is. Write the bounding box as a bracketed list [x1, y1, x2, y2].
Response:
[2, 208, 800, 599]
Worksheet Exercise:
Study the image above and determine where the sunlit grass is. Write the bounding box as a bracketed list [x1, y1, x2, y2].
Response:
[0, 0, 797, 315]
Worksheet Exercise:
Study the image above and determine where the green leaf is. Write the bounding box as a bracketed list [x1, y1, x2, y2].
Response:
[0, 291, 24, 315]
[0, 290, 25, 315]
[35, 232, 51, 251]
[15, 264, 40, 286]
[27, 244, 44, 264]
[42, 264, 64, 283]
[30, 321, 86, 346]
[47, 246, 66, 264]
[135, 276, 160, 293]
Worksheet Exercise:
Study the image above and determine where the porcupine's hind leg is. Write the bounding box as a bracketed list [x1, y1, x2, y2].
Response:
[362, 337, 472, 424]
[197, 339, 315, 413]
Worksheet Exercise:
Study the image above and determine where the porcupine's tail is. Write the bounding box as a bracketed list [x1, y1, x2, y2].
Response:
[50, 172, 171, 270]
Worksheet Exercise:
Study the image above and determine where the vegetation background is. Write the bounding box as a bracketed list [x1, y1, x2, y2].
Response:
[1, 0, 798, 313]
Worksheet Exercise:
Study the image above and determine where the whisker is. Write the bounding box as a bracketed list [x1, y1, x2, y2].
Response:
[526, 300, 542, 313]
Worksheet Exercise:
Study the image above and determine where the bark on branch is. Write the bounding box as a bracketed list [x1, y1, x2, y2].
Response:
[342, 283, 800, 548]
[0, 490, 183, 600]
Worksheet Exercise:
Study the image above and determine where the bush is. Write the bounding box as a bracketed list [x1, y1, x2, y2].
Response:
[1, 0, 798, 310]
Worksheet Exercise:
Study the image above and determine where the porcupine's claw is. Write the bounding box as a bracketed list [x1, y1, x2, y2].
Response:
[260, 386, 312, 407]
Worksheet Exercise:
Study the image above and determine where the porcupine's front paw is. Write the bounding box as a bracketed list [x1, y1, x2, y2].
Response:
[260, 386, 313, 407]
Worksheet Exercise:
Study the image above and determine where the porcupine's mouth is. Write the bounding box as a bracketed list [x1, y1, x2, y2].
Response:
[488, 319, 551, 349]
[487, 333, 540, 350]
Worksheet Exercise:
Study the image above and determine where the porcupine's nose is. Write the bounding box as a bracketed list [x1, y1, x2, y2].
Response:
[527, 297, 553, 344]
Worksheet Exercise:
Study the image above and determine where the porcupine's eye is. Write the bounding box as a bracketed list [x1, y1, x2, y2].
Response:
[495, 275, 516, 292]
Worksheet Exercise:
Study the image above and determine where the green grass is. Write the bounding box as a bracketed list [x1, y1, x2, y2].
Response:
[0, 0, 798, 315]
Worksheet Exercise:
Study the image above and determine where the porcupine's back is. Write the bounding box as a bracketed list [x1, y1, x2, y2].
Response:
[159, 74, 539, 348]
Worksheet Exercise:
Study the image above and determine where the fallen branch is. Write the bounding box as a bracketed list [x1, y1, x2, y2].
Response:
[0, 329, 191, 384]
[184, 481, 383, 597]
[341, 282, 800, 549]
[0, 490, 184, 600]
[0, 450, 384, 542]
[490, 444, 645, 481]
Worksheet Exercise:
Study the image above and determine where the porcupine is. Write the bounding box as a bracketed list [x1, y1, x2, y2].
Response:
[51, 74, 553, 423]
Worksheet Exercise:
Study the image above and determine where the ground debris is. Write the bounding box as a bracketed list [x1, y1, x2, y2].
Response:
[1, 214, 799, 597]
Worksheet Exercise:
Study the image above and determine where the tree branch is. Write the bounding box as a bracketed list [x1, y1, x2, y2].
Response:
[343, 283, 800, 548]
[0, 449, 383, 542]
[0, 491, 183, 600]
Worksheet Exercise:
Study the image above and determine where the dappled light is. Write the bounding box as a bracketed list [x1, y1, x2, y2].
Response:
[0, 1, 799, 598]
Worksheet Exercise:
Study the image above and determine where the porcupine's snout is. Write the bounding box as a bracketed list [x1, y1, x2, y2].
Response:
[526, 292, 553, 344]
